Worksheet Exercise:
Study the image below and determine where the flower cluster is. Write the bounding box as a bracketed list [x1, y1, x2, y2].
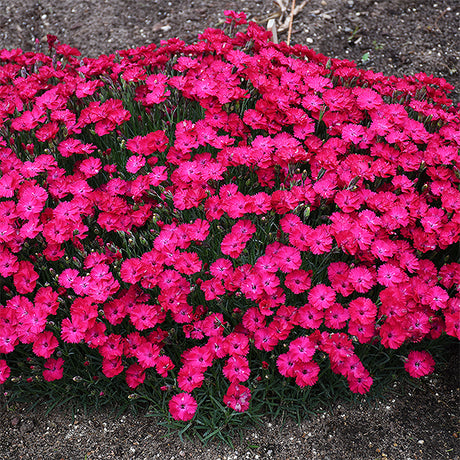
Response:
[0, 11, 458, 422]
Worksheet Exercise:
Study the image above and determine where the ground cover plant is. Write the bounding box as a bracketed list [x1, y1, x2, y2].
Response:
[0, 11, 459, 442]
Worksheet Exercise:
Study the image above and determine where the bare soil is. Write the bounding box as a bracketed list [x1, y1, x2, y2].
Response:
[0, 1, 459, 459]
[0, 359, 458, 460]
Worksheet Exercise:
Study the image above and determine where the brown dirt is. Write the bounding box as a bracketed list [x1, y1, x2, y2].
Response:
[0, 1, 459, 459]
[0, 362, 459, 460]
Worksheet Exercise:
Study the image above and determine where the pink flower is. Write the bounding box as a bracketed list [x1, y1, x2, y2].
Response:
[224, 10, 247, 25]
[425, 286, 449, 311]
[225, 332, 249, 356]
[85, 322, 107, 349]
[42, 357, 64, 382]
[240, 273, 264, 301]
[271, 190, 299, 214]
[221, 232, 246, 259]
[99, 334, 125, 360]
[348, 266, 376, 293]
[126, 155, 146, 174]
[11, 106, 46, 132]
[169, 393, 197, 421]
[242, 307, 266, 332]
[174, 251, 202, 275]
[0, 325, 17, 353]
[210, 258, 233, 279]
[135, 342, 160, 368]
[76, 79, 102, 98]
[324, 303, 350, 330]
[353, 87, 383, 110]
[253, 327, 279, 351]
[0, 359, 11, 384]
[284, 269, 312, 294]
[273, 245, 302, 273]
[13, 261, 39, 294]
[223, 355, 251, 383]
[155, 355, 175, 378]
[58, 268, 80, 289]
[125, 363, 146, 389]
[371, 239, 397, 262]
[0, 247, 19, 277]
[17, 195, 45, 220]
[294, 361, 320, 387]
[231, 219, 256, 242]
[404, 351, 435, 378]
[335, 189, 363, 213]
[58, 138, 96, 157]
[200, 313, 226, 337]
[0, 171, 21, 198]
[348, 297, 377, 325]
[0, 23, 457, 424]
[289, 336, 316, 363]
[130, 303, 163, 330]
[347, 365, 373, 394]
[182, 346, 214, 369]
[277, 352, 296, 377]
[32, 331, 59, 358]
[377, 263, 407, 287]
[296, 303, 324, 329]
[223, 383, 251, 412]
[79, 157, 102, 178]
[60, 318, 85, 343]
[103, 299, 126, 326]
[379, 320, 407, 349]
[35, 121, 59, 142]
[225, 193, 251, 219]
[102, 357, 124, 378]
[200, 277, 226, 301]
[308, 225, 333, 255]
[308, 284, 336, 310]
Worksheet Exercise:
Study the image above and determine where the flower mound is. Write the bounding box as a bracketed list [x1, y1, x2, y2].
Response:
[0, 12, 458, 422]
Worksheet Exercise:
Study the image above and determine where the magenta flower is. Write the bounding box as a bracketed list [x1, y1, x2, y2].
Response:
[404, 351, 436, 378]
[169, 393, 198, 421]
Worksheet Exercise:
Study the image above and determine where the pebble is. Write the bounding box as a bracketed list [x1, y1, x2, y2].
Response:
[19, 419, 34, 435]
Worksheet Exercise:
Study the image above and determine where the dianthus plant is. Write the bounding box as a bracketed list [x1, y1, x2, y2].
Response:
[0, 11, 458, 423]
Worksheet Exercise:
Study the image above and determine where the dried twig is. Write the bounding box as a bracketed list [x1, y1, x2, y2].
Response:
[433, 8, 449, 32]
[278, 0, 310, 33]
[286, 0, 296, 45]
[267, 19, 279, 44]
[263, 0, 310, 40]
[273, 0, 288, 16]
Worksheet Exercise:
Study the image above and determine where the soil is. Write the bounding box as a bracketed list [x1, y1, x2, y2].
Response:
[0, 361, 459, 460]
[0, 1, 459, 459]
